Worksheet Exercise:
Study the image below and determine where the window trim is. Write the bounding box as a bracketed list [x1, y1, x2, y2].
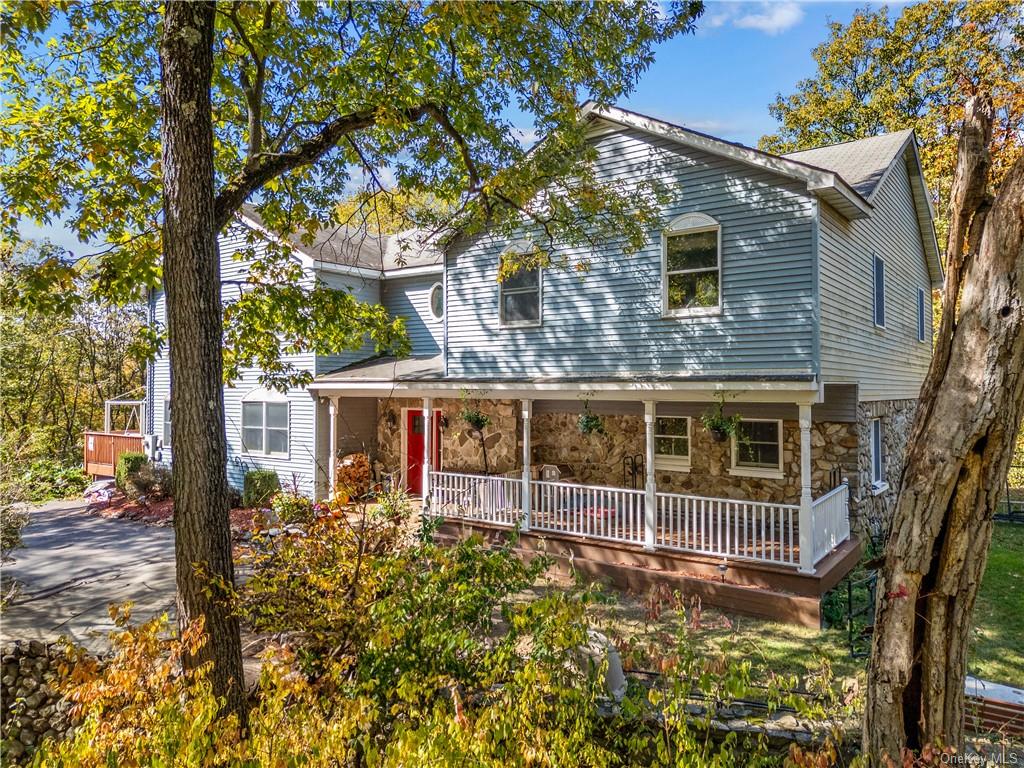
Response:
[917, 287, 927, 343]
[240, 400, 290, 458]
[498, 260, 543, 329]
[428, 281, 444, 321]
[661, 212, 723, 318]
[728, 418, 784, 479]
[873, 253, 886, 329]
[870, 417, 886, 492]
[653, 415, 691, 472]
[162, 398, 171, 447]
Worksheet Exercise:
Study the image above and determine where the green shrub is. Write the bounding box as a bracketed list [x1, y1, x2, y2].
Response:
[243, 469, 280, 508]
[270, 492, 314, 525]
[1, 505, 29, 560]
[20, 459, 90, 502]
[123, 463, 173, 501]
[114, 452, 147, 493]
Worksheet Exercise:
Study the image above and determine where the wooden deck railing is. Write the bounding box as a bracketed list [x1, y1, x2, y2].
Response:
[810, 483, 850, 565]
[655, 491, 799, 566]
[429, 470, 853, 570]
[531, 479, 646, 545]
[83, 431, 145, 477]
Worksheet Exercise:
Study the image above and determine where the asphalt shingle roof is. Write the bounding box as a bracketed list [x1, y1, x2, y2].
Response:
[782, 129, 915, 199]
[239, 203, 442, 273]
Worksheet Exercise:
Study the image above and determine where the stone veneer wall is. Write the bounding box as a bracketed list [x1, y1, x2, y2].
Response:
[376, 397, 520, 478]
[855, 399, 918, 537]
[532, 411, 858, 505]
[375, 397, 862, 508]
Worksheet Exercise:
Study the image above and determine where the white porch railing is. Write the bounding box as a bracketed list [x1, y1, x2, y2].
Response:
[530, 479, 646, 545]
[655, 491, 799, 566]
[428, 470, 851, 570]
[430, 471, 522, 527]
[810, 482, 850, 565]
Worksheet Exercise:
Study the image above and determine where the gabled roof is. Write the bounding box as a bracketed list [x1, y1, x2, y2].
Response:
[785, 131, 942, 286]
[238, 203, 443, 278]
[580, 102, 873, 221]
[581, 103, 941, 287]
[782, 130, 915, 198]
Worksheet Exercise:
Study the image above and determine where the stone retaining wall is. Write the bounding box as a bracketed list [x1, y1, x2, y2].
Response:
[1, 641, 77, 764]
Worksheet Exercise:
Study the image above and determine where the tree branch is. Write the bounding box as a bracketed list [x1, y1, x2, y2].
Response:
[213, 104, 432, 231]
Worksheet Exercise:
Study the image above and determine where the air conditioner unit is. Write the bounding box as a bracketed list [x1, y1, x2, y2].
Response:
[143, 434, 161, 460]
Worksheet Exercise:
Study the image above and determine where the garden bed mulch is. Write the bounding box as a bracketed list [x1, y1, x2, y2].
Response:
[86, 489, 261, 540]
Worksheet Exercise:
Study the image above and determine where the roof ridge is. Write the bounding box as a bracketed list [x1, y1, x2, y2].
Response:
[781, 128, 914, 157]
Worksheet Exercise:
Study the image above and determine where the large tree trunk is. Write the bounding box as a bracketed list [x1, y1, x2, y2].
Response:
[160, 1, 246, 724]
[864, 95, 1024, 760]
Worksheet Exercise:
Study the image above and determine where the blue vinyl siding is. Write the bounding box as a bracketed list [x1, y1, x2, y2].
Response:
[314, 271, 382, 375]
[149, 225, 319, 497]
[818, 152, 933, 400]
[445, 127, 818, 378]
[381, 275, 443, 355]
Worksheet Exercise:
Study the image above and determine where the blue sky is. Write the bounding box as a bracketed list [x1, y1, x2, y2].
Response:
[23, 1, 896, 252]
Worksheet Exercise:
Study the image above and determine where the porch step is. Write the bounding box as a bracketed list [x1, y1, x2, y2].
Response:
[435, 520, 862, 629]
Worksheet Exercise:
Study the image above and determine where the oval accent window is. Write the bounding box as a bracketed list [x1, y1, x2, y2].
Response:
[429, 282, 443, 320]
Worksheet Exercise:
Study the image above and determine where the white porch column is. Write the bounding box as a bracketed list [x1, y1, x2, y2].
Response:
[798, 403, 814, 573]
[643, 401, 657, 551]
[328, 396, 339, 496]
[521, 399, 532, 532]
[422, 397, 433, 508]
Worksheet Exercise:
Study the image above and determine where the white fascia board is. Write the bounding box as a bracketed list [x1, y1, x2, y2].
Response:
[379, 263, 444, 280]
[589, 105, 873, 220]
[307, 377, 821, 404]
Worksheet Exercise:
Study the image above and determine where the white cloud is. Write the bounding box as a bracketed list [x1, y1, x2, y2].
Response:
[733, 2, 805, 35]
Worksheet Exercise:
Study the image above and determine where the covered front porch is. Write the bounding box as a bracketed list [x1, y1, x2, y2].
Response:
[310, 365, 857, 576]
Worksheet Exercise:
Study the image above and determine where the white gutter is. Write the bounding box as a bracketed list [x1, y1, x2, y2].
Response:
[307, 377, 822, 404]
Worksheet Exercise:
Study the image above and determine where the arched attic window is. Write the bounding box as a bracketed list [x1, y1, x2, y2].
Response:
[240, 388, 289, 456]
[661, 212, 722, 317]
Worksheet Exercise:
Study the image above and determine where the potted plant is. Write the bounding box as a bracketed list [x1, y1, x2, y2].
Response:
[699, 394, 742, 443]
[577, 400, 605, 435]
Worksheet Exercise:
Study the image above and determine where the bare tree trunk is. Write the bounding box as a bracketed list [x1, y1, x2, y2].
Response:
[864, 94, 1024, 760]
[160, 1, 246, 725]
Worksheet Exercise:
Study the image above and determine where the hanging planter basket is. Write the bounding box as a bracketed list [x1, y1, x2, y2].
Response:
[578, 401, 605, 435]
[700, 393, 742, 443]
[709, 426, 730, 443]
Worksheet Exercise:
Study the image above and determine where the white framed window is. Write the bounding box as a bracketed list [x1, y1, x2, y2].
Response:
[729, 419, 783, 479]
[499, 259, 542, 327]
[917, 287, 927, 343]
[429, 282, 444, 321]
[241, 396, 289, 456]
[873, 254, 886, 328]
[661, 212, 721, 317]
[162, 398, 172, 446]
[870, 418, 886, 491]
[654, 415, 690, 471]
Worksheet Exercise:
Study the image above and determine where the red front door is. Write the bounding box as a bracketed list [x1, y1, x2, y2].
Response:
[406, 409, 441, 495]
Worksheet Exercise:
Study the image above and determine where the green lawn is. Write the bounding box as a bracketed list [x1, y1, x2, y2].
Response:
[532, 522, 1023, 690]
[969, 522, 1024, 685]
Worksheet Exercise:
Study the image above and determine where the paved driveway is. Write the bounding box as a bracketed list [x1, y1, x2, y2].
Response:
[1, 500, 177, 652]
